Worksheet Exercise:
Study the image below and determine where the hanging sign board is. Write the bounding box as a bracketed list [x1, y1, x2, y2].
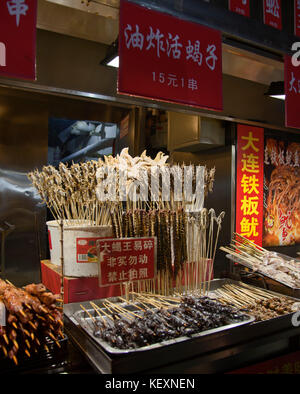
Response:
[263, 0, 282, 30]
[97, 237, 156, 287]
[295, 0, 300, 37]
[263, 137, 300, 247]
[118, 0, 223, 111]
[285, 54, 300, 129]
[0, 0, 37, 80]
[228, 0, 250, 17]
[236, 124, 264, 246]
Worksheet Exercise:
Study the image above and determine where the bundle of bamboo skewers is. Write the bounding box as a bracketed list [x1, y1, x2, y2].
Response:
[214, 281, 300, 321]
[27, 148, 216, 225]
[28, 148, 223, 298]
[111, 207, 225, 296]
[220, 233, 267, 270]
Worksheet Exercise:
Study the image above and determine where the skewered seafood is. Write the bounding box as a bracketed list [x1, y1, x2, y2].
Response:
[214, 282, 300, 321]
[84, 296, 247, 350]
[221, 233, 300, 288]
[0, 279, 63, 365]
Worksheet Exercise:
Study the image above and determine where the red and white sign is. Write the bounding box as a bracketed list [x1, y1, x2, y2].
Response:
[118, 0, 223, 111]
[97, 237, 156, 287]
[0, 0, 37, 80]
[295, 0, 300, 37]
[263, 0, 282, 30]
[236, 124, 264, 246]
[284, 54, 300, 129]
[229, 0, 250, 17]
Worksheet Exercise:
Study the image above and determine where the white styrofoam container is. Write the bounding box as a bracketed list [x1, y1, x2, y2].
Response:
[47, 220, 113, 277]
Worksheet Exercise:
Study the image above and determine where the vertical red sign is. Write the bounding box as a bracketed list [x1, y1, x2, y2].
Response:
[118, 0, 223, 111]
[236, 125, 264, 246]
[263, 0, 282, 30]
[295, 0, 300, 36]
[228, 0, 250, 17]
[285, 55, 300, 129]
[0, 0, 37, 80]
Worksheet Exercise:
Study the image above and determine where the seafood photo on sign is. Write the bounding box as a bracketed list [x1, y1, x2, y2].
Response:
[263, 137, 300, 247]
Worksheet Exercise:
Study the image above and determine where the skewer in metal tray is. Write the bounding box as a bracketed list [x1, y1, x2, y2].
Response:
[63, 279, 300, 374]
[225, 253, 300, 298]
[70, 295, 254, 355]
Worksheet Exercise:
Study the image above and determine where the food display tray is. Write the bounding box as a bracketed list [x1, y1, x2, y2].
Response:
[63, 278, 300, 374]
[71, 302, 254, 356]
[225, 253, 300, 298]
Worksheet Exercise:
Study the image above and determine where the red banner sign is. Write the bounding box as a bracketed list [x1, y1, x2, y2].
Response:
[98, 237, 156, 287]
[118, 0, 223, 111]
[295, 0, 300, 36]
[285, 54, 300, 129]
[0, 0, 37, 80]
[229, 0, 250, 17]
[236, 124, 264, 246]
[263, 0, 282, 30]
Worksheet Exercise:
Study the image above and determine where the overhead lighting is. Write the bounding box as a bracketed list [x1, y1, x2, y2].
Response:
[107, 55, 119, 68]
[265, 81, 285, 100]
[269, 94, 285, 100]
[100, 38, 119, 68]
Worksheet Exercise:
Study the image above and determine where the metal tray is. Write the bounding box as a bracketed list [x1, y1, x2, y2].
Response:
[71, 302, 254, 355]
[225, 253, 300, 297]
[63, 278, 300, 373]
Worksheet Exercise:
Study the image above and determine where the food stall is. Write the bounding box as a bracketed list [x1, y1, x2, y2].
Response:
[1, 0, 300, 375]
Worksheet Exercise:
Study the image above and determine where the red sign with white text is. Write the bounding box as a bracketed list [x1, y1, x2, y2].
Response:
[229, 0, 250, 17]
[236, 125, 264, 246]
[295, 0, 300, 36]
[0, 0, 37, 80]
[263, 0, 282, 30]
[97, 237, 156, 287]
[285, 55, 300, 129]
[118, 0, 223, 111]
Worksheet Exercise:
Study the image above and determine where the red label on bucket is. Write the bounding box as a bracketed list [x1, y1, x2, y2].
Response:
[76, 237, 108, 263]
[48, 230, 52, 250]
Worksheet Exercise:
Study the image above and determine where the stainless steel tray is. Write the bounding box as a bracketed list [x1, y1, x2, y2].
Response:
[225, 253, 300, 295]
[63, 278, 300, 373]
[71, 302, 254, 355]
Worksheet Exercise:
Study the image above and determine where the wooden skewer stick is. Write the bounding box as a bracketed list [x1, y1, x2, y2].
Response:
[89, 302, 114, 322]
[80, 304, 97, 324]
[12, 339, 19, 350]
[89, 302, 107, 326]
[102, 302, 121, 319]
[19, 309, 27, 319]
[105, 299, 143, 320]
[28, 321, 37, 330]
[118, 297, 146, 312]
[3, 334, 9, 345]
[1, 345, 7, 357]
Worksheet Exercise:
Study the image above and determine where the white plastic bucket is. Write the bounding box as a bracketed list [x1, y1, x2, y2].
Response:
[47, 220, 113, 277]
